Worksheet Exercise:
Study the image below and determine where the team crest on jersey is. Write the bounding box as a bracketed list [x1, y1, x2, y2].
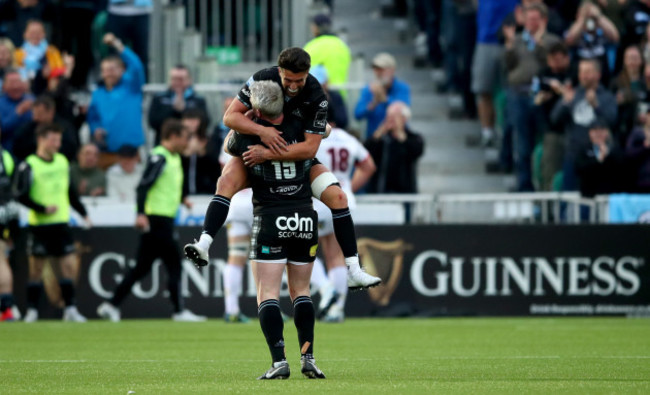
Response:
[292, 108, 303, 118]
[319, 100, 328, 108]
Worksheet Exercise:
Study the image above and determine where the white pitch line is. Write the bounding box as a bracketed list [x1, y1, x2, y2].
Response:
[1, 356, 649, 363]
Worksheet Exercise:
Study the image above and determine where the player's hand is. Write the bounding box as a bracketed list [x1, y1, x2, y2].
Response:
[45, 205, 58, 214]
[82, 216, 92, 229]
[135, 214, 149, 231]
[259, 126, 287, 154]
[183, 197, 193, 209]
[243, 145, 270, 167]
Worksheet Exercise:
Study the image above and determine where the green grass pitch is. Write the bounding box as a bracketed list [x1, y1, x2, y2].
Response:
[1, 318, 649, 393]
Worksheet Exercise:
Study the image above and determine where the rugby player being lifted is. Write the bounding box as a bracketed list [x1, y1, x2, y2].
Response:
[184, 47, 380, 290]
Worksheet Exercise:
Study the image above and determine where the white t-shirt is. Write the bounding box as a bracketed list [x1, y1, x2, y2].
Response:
[106, 163, 144, 203]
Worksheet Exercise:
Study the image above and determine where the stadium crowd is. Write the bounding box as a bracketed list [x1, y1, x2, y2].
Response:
[418, 0, 650, 196]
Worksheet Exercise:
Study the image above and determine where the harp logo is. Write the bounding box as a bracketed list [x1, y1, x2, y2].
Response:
[358, 238, 412, 306]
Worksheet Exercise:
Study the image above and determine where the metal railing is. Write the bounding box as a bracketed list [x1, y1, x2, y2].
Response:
[435, 192, 604, 224]
[359, 192, 613, 224]
[149, 0, 313, 83]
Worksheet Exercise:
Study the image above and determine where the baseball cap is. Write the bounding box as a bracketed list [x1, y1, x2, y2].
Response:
[313, 14, 331, 27]
[372, 52, 396, 69]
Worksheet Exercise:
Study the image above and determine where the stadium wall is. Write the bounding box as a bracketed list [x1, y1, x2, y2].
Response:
[11, 225, 650, 318]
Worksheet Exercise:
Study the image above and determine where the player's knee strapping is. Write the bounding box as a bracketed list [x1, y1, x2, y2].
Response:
[228, 240, 250, 257]
[311, 172, 339, 200]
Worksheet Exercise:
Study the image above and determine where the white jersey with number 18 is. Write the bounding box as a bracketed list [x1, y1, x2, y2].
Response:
[315, 127, 370, 209]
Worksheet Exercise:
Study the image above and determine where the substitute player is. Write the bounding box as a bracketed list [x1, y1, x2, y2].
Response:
[14, 123, 91, 323]
[184, 47, 380, 290]
[97, 119, 205, 322]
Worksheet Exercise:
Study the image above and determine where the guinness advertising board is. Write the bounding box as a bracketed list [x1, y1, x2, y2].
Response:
[10, 225, 650, 318]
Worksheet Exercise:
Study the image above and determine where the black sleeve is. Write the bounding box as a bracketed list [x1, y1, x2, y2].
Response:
[304, 76, 329, 135]
[68, 177, 88, 217]
[236, 72, 259, 109]
[136, 154, 166, 214]
[404, 131, 425, 160]
[12, 161, 47, 213]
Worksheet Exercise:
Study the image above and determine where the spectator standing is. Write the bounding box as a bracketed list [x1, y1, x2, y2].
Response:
[87, 33, 145, 169]
[551, 59, 618, 191]
[0, 0, 59, 47]
[626, 118, 650, 192]
[565, 2, 620, 86]
[106, 0, 152, 80]
[70, 143, 106, 197]
[13, 95, 77, 162]
[105, 145, 142, 202]
[59, 0, 97, 89]
[441, 0, 477, 118]
[181, 109, 220, 195]
[303, 14, 351, 94]
[575, 118, 629, 197]
[354, 52, 411, 139]
[533, 42, 575, 191]
[364, 102, 423, 193]
[611, 45, 645, 145]
[148, 65, 208, 145]
[14, 123, 91, 323]
[0, 69, 33, 152]
[504, 3, 561, 191]
[0, 38, 15, 90]
[471, 0, 518, 146]
[13, 19, 64, 83]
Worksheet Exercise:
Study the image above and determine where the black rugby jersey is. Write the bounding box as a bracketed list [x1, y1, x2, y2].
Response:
[236, 67, 329, 136]
[247, 118, 313, 215]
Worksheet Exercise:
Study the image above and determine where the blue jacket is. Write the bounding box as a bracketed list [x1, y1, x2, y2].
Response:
[0, 93, 34, 152]
[354, 78, 411, 139]
[109, 0, 152, 7]
[87, 47, 145, 152]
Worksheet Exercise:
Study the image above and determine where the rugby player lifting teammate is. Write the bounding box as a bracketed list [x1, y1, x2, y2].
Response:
[241, 80, 325, 379]
[184, 47, 380, 290]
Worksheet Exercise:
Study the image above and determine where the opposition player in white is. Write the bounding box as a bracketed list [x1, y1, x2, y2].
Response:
[313, 127, 376, 322]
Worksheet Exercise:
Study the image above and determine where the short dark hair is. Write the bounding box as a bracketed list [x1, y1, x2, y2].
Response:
[525, 3, 548, 19]
[161, 118, 185, 141]
[102, 55, 125, 68]
[547, 41, 568, 56]
[36, 122, 63, 139]
[580, 58, 601, 73]
[277, 47, 311, 73]
[181, 108, 208, 139]
[34, 95, 56, 111]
